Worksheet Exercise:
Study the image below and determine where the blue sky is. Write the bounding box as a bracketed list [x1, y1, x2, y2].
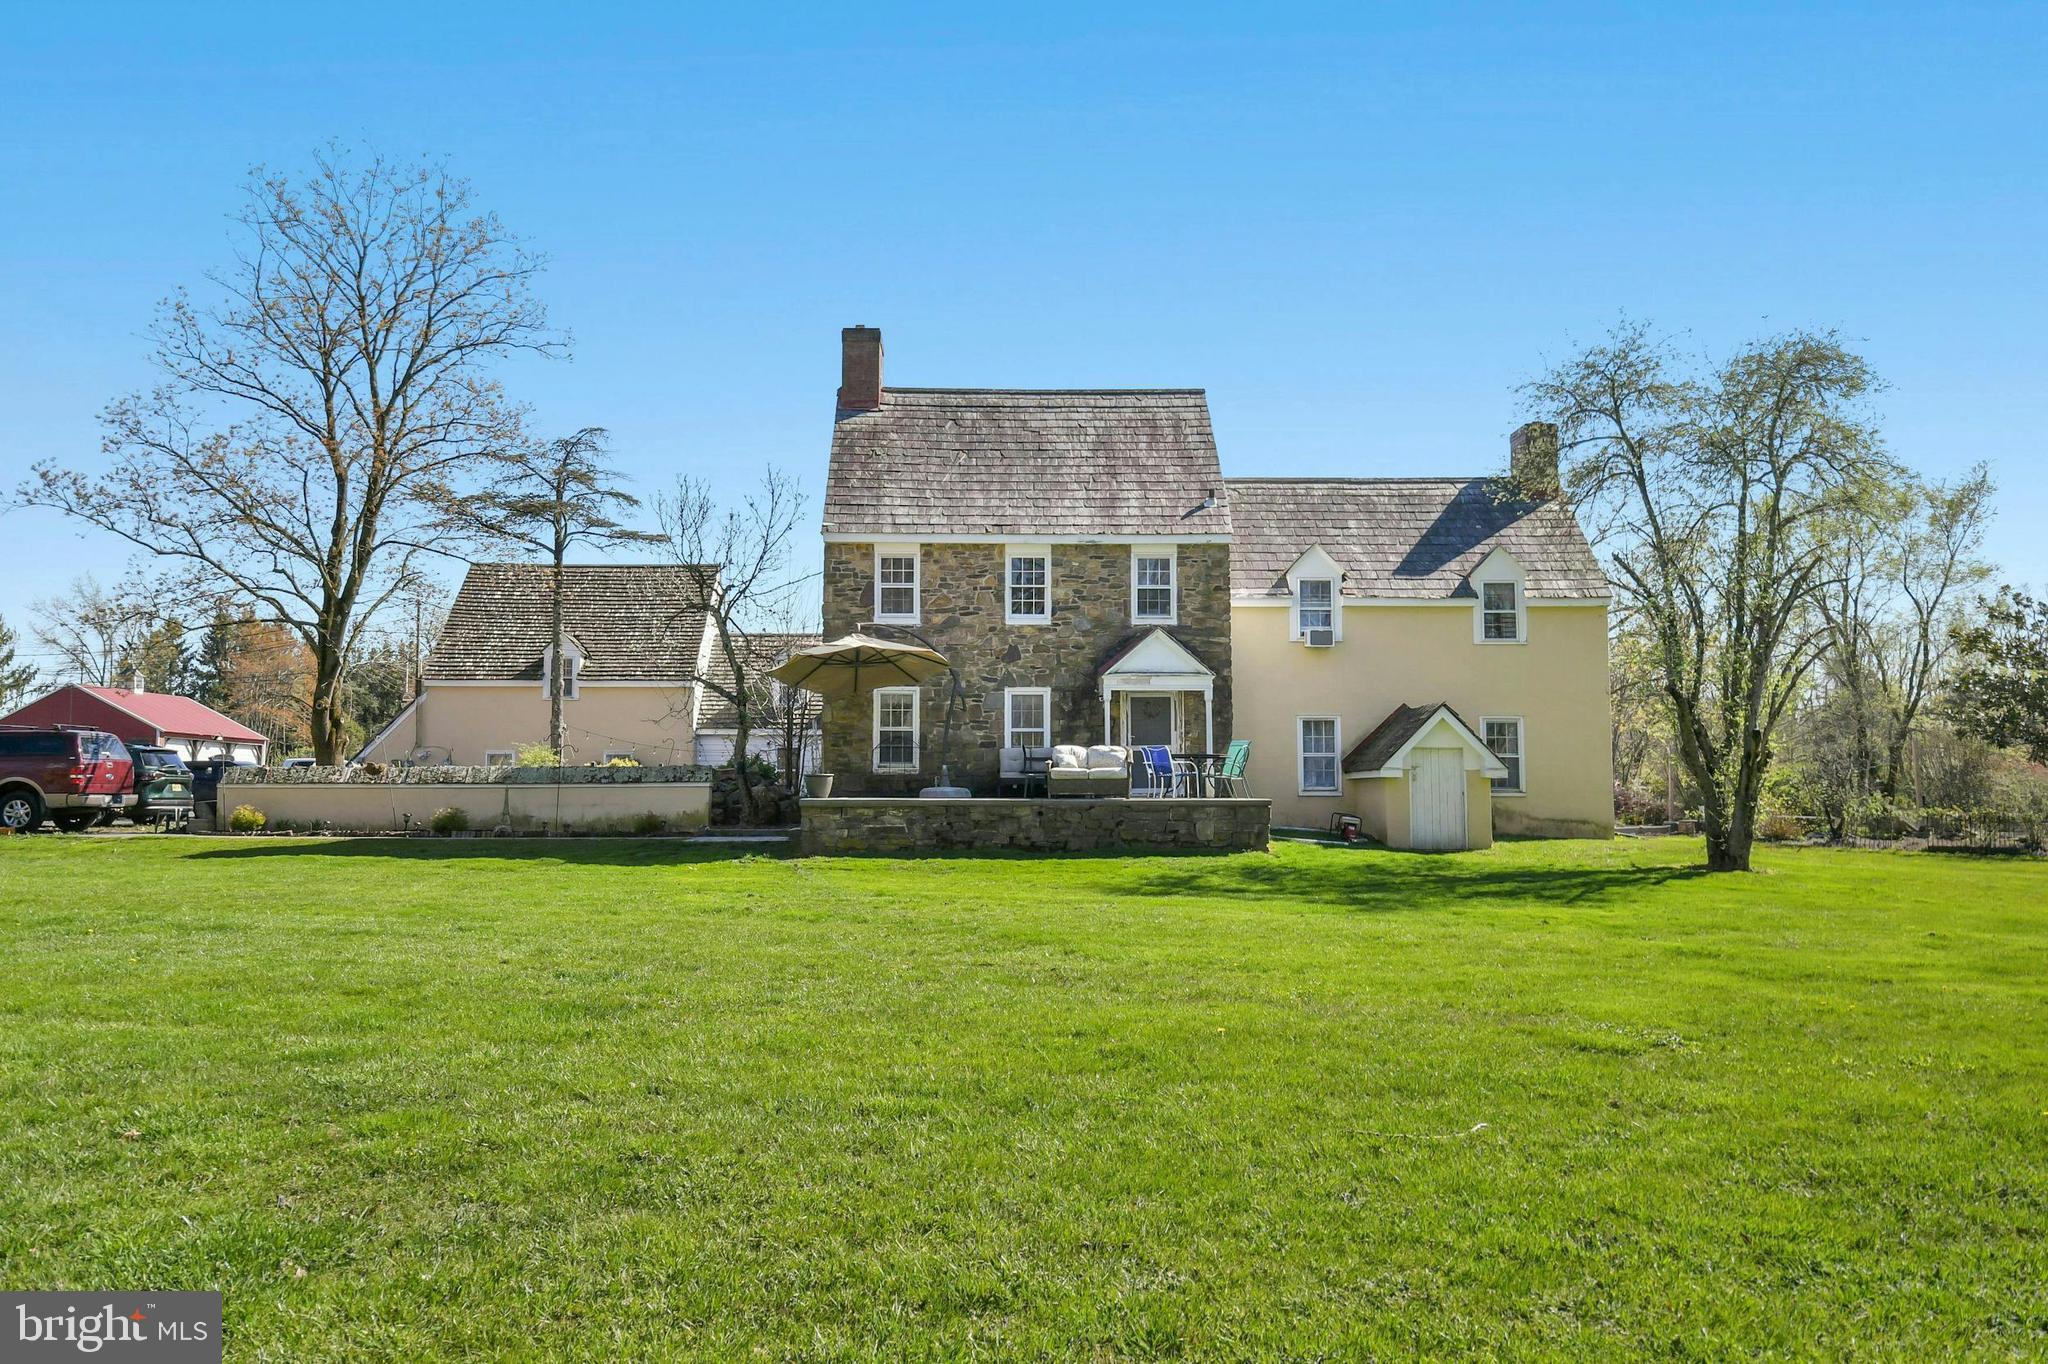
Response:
[2, 2, 2044, 660]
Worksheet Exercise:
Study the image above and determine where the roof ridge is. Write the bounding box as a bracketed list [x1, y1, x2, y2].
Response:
[1225, 475, 1493, 485]
[881, 387, 1207, 397]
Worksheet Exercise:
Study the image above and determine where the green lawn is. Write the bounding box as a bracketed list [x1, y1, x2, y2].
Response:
[1, 836, 2043, 1361]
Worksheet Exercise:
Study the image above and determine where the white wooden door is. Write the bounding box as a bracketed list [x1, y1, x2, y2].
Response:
[1408, 748, 1467, 851]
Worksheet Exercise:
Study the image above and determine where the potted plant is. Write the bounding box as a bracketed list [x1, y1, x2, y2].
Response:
[803, 772, 834, 799]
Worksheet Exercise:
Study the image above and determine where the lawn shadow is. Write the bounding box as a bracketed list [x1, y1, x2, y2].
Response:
[1122, 851, 1710, 914]
[186, 837, 784, 867]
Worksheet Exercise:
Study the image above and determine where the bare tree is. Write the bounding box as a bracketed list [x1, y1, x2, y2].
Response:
[18, 149, 558, 761]
[430, 428, 660, 754]
[1815, 467, 1994, 802]
[32, 573, 189, 689]
[658, 469, 809, 821]
[1525, 323, 1897, 871]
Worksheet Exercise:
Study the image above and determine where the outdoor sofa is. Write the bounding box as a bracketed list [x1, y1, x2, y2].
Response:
[1045, 744, 1132, 798]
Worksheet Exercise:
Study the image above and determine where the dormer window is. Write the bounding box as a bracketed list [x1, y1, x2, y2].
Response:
[1297, 579, 1334, 635]
[542, 646, 582, 700]
[1481, 581, 1521, 642]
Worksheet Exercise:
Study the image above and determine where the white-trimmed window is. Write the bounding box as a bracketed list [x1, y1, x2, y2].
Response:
[1481, 581, 1521, 642]
[483, 749, 516, 766]
[1484, 717, 1524, 793]
[1298, 716, 1340, 794]
[542, 649, 582, 700]
[1006, 546, 1050, 624]
[876, 548, 920, 623]
[1004, 687, 1052, 750]
[602, 750, 636, 764]
[873, 687, 920, 772]
[1132, 550, 1176, 623]
[1297, 579, 1335, 635]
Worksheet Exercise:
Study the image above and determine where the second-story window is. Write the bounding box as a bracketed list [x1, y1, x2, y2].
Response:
[1482, 581, 1520, 641]
[1007, 547, 1050, 624]
[1297, 578, 1334, 635]
[876, 548, 919, 622]
[1133, 551, 1176, 623]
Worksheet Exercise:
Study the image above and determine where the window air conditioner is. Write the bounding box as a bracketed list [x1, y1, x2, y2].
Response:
[1305, 628, 1335, 648]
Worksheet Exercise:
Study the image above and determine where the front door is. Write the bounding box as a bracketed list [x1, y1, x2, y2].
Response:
[1126, 693, 1176, 750]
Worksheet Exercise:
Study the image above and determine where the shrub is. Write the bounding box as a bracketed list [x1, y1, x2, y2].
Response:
[429, 806, 470, 834]
[360, 761, 386, 778]
[628, 811, 666, 835]
[605, 756, 641, 768]
[1755, 812, 1807, 843]
[514, 743, 560, 767]
[228, 804, 267, 833]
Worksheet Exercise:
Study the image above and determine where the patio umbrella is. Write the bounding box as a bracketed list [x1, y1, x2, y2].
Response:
[767, 633, 950, 700]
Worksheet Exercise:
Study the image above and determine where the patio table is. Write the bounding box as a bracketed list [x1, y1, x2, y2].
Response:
[1175, 753, 1220, 798]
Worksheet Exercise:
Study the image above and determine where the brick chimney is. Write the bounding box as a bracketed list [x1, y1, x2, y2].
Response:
[1510, 421, 1560, 499]
[837, 325, 883, 412]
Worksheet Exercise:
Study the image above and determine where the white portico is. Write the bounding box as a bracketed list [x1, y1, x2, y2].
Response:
[1096, 628, 1216, 752]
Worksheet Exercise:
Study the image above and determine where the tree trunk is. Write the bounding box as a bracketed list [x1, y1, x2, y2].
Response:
[549, 557, 565, 757]
[310, 645, 346, 765]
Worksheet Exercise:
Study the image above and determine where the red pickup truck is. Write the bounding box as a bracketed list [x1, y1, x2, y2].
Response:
[0, 727, 136, 832]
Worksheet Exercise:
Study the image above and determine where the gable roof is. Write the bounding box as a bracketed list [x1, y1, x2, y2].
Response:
[824, 389, 1230, 539]
[1342, 702, 1506, 777]
[697, 631, 824, 730]
[423, 563, 714, 683]
[1094, 627, 1217, 680]
[1225, 477, 1605, 600]
[70, 686, 267, 744]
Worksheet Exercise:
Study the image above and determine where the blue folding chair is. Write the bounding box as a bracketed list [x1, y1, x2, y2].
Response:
[1134, 744, 1195, 797]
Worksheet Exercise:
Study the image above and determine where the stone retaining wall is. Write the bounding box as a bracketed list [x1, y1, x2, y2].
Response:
[215, 780, 712, 834]
[799, 797, 1269, 856]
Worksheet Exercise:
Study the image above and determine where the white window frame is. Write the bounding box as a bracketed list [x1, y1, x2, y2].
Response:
[1482, 715, 1525, 794]
[483, 749, 516, 766]
[1297, 715, 1341, 796]
[1005, 544, 1051, 625]
[1479, 580, 1524, 644]
[1003, 686, 1053, 750]
[875, 546, 921, 625]
[541, 647, 583, 700]
[1296, 578, 1336, 637]
[1131, 548, 1177, 624]
[872, 686, 920, 773]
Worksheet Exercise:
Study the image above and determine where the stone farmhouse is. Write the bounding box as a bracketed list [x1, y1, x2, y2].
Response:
[818, 326, 1613, 849]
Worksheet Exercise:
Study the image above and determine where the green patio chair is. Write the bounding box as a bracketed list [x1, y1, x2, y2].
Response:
[1216, 739, 1252, 797]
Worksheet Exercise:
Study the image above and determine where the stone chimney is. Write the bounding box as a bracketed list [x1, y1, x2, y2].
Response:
[1510, 421, 1560, 499]
[837, 325, 883, 412]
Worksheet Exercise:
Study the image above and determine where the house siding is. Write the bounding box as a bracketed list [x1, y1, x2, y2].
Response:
[821, 541, 1233, 793]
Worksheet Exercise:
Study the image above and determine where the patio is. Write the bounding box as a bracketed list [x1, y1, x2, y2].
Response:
[798, 793, 1270, 855]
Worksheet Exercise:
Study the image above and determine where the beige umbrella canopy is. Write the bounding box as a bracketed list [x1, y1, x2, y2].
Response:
[767, 633, 951, 700]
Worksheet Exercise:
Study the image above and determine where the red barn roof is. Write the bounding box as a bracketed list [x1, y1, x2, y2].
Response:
[0, 684, 267, 746]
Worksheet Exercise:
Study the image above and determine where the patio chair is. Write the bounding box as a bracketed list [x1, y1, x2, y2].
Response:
[997, 746, 1053, 796]
[1133, 745, 1196, 798]
[1214, 739, 1252, 797]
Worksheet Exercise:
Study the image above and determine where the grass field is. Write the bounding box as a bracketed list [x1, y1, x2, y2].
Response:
[1, 835, 2043, 1360]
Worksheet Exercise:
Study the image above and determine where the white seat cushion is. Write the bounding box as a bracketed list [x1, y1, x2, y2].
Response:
[1050, 744, 1089, 770]
[1085, 745, 1129, 771]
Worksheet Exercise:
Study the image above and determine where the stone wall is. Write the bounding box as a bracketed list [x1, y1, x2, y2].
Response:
[820, 541, 1232, 794]
[799, 797, 1270, 855]
[213, 779, 712, 834]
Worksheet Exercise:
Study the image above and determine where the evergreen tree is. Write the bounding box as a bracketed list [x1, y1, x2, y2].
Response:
[0, 614, 38, 711]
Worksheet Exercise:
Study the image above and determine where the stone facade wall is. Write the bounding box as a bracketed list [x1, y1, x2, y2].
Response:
[820, 541, 1232, 794]
[799, 797, 1270, 855]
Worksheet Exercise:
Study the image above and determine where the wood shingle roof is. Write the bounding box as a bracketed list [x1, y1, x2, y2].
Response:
[824, 389, 1230, 538]
[1224, 477, 1606, 600]
[423, 563, 714, 683]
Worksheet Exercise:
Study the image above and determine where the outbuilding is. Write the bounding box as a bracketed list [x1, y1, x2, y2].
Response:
[0, 684, 269, 765]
